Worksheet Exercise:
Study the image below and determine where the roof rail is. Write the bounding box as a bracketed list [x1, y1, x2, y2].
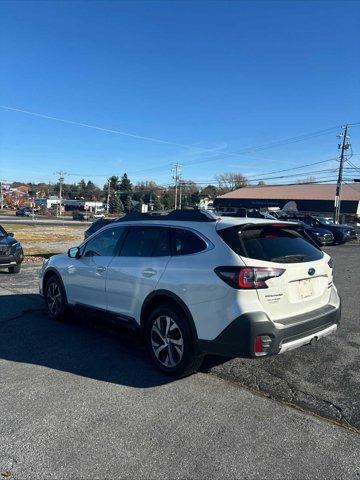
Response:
[115, 209, 219, 223]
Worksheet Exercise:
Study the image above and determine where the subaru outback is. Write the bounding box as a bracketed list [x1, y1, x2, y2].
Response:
[39, 210, 340, 377]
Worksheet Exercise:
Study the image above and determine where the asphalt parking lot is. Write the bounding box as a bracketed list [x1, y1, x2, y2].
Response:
[0, 243, 359, 478]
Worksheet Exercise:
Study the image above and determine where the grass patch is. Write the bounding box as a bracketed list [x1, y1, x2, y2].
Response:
[1, 223, 86, 256]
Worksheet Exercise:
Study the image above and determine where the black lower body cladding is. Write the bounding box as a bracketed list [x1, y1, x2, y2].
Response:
[198, 302, 341, 358]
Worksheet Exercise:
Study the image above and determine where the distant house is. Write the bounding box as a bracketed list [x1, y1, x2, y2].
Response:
[16, 185, 29, 195]
[35, 196, 60, 209]
[214, 183, 360, 219]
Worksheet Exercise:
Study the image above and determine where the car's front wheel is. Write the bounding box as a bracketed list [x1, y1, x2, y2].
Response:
[45, 275, 68, 321]
[145, 303, 203, 378]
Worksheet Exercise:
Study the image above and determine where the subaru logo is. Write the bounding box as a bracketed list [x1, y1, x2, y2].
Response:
[308, 268, 315, 276]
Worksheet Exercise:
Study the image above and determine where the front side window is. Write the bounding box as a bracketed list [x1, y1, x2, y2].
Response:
[170, 228, 207, 256]
[120, 227, 170, 257]
[83, 227, 125, 257]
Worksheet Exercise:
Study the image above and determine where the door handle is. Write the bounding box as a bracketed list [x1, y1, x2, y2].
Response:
[142, 268, 157, 278]
[96, 266, 107, 273]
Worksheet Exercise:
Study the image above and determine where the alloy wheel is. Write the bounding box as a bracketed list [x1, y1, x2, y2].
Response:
[151, 315, 184, 368]
[46, 281, 62, 316]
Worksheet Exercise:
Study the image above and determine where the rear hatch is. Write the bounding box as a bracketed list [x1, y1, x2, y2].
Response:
[217, 222, 332, 322]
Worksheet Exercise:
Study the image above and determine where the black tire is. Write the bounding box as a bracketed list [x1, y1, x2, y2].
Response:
[145, 303, 203, 378]
[8, 265, 21, 274]
[44, 275, 68, 321]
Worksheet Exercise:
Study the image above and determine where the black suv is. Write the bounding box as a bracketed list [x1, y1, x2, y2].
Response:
[0, 225, 24, 273]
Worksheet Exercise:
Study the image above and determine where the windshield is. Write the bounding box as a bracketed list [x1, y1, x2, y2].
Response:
[0, 225, 7, 236]
[317, 217, 334, 225]
[218, 224, 323, 263]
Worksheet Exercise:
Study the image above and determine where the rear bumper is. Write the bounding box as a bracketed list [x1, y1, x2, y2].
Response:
[198, 301, 341, 358]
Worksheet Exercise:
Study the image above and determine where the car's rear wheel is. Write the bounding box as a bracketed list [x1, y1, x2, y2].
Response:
[8, 265, 21, 274]
[145, 303, 203, 378]
[45, 275, 68, 321]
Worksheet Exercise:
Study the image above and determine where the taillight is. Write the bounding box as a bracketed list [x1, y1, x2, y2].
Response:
[214, 266, 285, 289]
[254, 335, 272, 356]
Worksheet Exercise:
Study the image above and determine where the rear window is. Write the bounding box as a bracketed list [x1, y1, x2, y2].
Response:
[170, 228, 207, 256]
[218, 225, 323, 263]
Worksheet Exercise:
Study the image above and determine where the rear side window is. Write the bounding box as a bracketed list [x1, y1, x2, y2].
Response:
[120, 227, 169, 257]
[170, 228, 207, 256]
[218, 225, 323, 263]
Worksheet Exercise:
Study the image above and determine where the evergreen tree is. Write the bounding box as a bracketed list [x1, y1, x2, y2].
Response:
[133, 199, 144, 213]
[78, 179, 87, 198]
[152, 195, 163, 211]
[108, 193, 124, 214]
[123, 196, 133, 213]
[119, 173, 133, 213]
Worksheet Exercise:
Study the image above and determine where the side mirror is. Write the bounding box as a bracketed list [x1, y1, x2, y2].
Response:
[68, 246, 80, 259]
[8, 232, 14, 237]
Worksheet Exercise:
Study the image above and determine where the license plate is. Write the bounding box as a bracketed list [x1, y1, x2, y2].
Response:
[298, 279, 313, 299]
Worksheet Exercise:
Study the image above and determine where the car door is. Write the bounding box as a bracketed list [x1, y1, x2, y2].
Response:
[106, 226, 171, 321]
[66, 225, 126, 310]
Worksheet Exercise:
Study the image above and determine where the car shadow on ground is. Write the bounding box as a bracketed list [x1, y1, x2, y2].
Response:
[0, 293, 209, 389]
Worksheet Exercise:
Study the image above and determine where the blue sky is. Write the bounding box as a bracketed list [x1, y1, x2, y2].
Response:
[0, 0, 359, 187]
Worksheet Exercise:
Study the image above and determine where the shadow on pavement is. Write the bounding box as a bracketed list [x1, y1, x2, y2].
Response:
[0, 293, 177, 389]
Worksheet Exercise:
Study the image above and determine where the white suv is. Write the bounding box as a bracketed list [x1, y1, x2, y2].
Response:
[39, 210, 340, 377]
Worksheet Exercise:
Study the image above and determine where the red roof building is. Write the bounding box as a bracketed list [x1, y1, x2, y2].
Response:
[214, 183, 360, 217]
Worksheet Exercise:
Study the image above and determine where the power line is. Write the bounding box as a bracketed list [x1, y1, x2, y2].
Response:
[1, 104, 341, 168]
[65, 156, 339, 182]
[347, 159, 360, 172]
[245, 157, 338, 178]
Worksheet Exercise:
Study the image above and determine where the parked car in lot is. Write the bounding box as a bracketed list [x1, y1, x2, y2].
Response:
[0, 224, 24, 273]
[221, 211, 334, 246]
[279, 218, 334, 246]
[16, 207, 31, 217]
[301, 223, 334, 246]
[295, 215, 357, 243]
[84, 218, 114, 239]
[39, 210, 340, 377]
[72, 211, 90, 221]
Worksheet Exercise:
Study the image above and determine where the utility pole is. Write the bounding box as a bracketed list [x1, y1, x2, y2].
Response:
[55, 171, 67, 216]
[179, 179, 183, 210]
[334, 125, 350, 224]
[0, 180, 9, 210]
[106, 179, 110, 215]
[172, 163, 182, 210]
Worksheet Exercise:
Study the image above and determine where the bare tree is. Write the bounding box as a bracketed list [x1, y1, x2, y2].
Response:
[215, 172, 248, 193]
[297, 176, 316, 184]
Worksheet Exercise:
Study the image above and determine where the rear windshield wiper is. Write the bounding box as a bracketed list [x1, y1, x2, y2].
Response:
[271, 254, 308, 263]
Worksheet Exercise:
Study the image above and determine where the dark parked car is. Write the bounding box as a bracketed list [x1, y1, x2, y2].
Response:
[294, 216, 357, 244]
[289, 219, 334, 246]
[0, 225, 24, 273]
[84, 218, 114, 239]
[16, 207, 31, 217]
